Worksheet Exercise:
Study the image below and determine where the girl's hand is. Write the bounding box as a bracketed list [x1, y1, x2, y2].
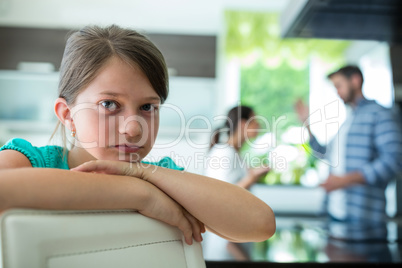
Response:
[140, 182, 205, 245]
[72, 160, 205, 245]
[73, 160, 275, 243]
[72, 160, 144, 178]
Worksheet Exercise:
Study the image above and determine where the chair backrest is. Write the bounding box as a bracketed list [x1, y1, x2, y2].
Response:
[0, 209, 205, 268]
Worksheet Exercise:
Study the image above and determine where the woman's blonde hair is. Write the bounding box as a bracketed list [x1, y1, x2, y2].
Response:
[51, 25, 169, 150]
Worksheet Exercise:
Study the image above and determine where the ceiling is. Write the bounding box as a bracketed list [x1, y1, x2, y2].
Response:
[0, 0, 291, 35]
[281, 0, 402, 43]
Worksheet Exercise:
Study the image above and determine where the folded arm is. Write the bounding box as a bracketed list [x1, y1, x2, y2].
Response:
[74, 161, 276, 242]
[0, 150, 203, 245]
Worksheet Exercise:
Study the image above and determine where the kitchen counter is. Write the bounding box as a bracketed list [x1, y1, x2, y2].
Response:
[249, 184, 326, 215]
[203, 215, 402, 266]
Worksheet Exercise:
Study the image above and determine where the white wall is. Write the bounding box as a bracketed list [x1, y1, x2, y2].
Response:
[0, 0, 290, 34]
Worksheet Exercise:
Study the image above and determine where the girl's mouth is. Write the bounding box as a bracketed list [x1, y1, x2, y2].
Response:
[114, 144, 141, 153]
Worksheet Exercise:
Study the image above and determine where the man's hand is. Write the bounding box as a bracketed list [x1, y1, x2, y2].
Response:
[320, 172, 366, 192]
[320, 174, 348, 192]
[294, 98, 309, 123]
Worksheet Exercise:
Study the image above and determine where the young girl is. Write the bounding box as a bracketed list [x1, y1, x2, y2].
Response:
[0, 25, 275, 246]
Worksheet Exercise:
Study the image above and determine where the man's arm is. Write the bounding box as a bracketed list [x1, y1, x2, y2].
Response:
[294, 99, 327, 158]
[322, 109, 402, 192]
[308, 129, 328, 159]
[358, 109, 402, 186]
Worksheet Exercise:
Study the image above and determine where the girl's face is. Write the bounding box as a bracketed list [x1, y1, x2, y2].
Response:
[70, 56, 160, 162]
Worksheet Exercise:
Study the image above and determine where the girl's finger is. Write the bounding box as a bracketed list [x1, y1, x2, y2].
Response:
[183, 210, 203, 243]
[176, 214, 194, 245]
[71, 160, 114, 173]
[200, 220, 206, 233]
[71, 160, 132, 176]
[195, 215, 206, 234]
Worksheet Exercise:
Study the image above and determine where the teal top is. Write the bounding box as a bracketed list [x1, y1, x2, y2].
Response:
[0, 138, 184, 171]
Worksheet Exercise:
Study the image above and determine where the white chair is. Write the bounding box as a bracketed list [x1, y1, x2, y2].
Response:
[0, 209, 205, 268]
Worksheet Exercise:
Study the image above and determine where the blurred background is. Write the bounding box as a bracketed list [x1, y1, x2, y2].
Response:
[1, 0, 402, 264]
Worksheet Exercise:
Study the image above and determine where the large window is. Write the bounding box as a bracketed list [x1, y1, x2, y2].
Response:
[224, 11, 351, 186]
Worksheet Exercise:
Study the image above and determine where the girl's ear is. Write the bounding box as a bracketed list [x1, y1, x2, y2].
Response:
[54, 98, 74, 131]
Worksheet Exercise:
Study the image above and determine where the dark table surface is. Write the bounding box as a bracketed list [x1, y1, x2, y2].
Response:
[203, 215, 402, 267]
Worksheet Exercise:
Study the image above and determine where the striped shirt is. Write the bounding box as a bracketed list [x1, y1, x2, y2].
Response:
[310, 99, 402, 227]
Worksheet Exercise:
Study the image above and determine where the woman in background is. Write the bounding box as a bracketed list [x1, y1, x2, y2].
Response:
[203, 105, 272, 260]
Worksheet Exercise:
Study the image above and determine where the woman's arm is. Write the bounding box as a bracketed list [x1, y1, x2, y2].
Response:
[237, 167, 270, 189]
[0, 166, 203, 245]
[73, 161, 276, 242]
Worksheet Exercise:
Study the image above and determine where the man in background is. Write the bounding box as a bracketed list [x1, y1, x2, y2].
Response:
[296, 65, 402, 240]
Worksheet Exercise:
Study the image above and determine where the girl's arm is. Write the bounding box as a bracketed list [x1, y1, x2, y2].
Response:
[73, 160, 276, 242]
[0, 152, 203, 245]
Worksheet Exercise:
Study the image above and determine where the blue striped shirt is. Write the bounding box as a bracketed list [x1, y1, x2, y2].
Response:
[310, 99, 402, 229]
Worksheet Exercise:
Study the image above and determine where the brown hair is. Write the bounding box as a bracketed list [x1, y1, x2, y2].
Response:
[209, 105, 254, 149]
[327, 65, 364, 87]
[51, 25, 169, 148]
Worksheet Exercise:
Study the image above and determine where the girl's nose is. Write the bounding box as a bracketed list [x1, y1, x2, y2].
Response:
[119, 115, 143, 138]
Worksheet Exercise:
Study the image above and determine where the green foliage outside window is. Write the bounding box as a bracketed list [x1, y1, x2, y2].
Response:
[241, 61, 309, 135]
[224, 11, 350, 131]
[225, 11, 350, 185]
[225, 11, 350, 65]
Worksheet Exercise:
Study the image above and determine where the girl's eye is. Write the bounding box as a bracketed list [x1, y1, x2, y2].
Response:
[100, 100, 118, 111]
[141, 104, 157, 112]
